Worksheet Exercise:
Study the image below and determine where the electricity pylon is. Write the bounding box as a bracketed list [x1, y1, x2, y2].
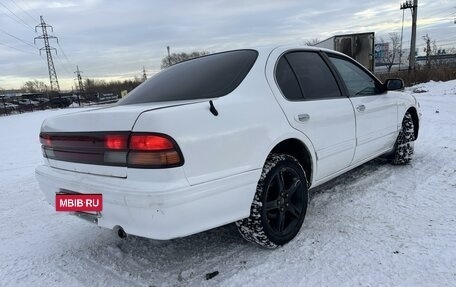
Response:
[75, 65, 84, 93]
[34, 16, 60, 92]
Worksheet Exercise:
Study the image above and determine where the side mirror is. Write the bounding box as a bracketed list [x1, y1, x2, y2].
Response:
[384, 79, 404, 91]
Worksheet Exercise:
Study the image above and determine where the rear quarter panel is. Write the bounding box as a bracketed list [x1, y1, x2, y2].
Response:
[132, 50, 317, 186]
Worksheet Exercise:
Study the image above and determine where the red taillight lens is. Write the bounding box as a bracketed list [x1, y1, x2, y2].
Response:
[129, 135, 174, 151]
[40, 133, 52, 146]
[40, 132, 183, 168]
[127, 134, 183, 167]
[105, 135, 128, 150]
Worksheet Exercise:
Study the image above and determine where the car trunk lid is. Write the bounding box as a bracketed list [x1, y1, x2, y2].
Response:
[40, 101, 200, 177]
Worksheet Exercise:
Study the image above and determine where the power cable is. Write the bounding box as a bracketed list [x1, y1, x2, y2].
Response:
[0, 41, 37, 55]
[55, 53, 73, 76]
[0, 28, 36, 49]
[7, 0, 38, 23]
[17, 0, 40, 20]
[0, 0, 35, 31]
[0, 11, 34, 31]
[57, 41, 72, 65]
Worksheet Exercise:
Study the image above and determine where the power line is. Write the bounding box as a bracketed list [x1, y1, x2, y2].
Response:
[423, 6, 453, 19]
[0, 28, 36, 49]
[55, 53, 73, 76]
[437, 42, 456, 47]
[414, 35, 456, 46]
[0, 0, 35, 31]
[1, 11, 34, 31]
[435, 36, 456, 43]
[415, 42, 456, 50]
[7, 0, 38, 23]
[0, 41, 37, 55]
[17, 0, 40, 20]
[57, 41, 72, 65]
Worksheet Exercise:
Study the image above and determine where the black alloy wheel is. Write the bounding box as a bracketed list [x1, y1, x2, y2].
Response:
[236, 154, 309, 248]
[262, 166, 306, 239]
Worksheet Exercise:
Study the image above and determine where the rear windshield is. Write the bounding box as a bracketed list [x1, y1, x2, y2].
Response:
[118, 49, 258, 105]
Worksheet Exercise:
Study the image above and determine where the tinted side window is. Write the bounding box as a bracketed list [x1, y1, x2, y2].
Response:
[275, 57, 303, 100]
[329, 56, 383, 96]
[285, 52, 342, 100]
[118, 50, 258, 105]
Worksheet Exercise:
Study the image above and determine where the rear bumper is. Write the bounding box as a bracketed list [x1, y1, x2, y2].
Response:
[35, 165, 260, 240]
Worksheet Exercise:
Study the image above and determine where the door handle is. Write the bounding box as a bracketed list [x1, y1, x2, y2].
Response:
[356, 105, 366, 112]
[297, 113, 310, 122]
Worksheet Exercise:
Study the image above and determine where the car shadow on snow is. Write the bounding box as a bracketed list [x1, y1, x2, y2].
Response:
[55, 158, 404, 285]
[56, 222, 263, 285]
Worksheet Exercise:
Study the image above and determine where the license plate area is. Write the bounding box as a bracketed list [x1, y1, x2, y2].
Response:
[56, 189, 103, 213]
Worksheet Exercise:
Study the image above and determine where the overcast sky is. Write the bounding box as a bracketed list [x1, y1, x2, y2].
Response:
[1, 0, 455, 90]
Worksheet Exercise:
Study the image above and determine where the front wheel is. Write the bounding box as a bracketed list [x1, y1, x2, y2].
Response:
[391, 112, 415, 165]
[236, 154, 309, 248]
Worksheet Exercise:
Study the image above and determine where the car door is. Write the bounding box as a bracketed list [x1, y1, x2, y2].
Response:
[326, 53, 398, 164]
[268, 49, 356, 180]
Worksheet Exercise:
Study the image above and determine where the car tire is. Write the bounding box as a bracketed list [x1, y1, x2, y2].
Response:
[236, 154, 309, 248]
[391, 112, 415, 165]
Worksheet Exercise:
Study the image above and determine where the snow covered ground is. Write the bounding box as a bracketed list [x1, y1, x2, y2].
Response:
[1, 80, 455, 287]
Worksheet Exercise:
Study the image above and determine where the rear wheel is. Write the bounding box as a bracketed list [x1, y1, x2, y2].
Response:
[236, 154, 308, 248]
[391, 112, 415, 165]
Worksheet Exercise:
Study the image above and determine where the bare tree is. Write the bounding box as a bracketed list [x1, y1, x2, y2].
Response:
[161, 51, 210, 69]
[304, 38, 320, 46]
[22, 80, 48, 93]
[422, 33, 433, 69]
[379, 33, 401, 72]
[83, 77, 143, 94]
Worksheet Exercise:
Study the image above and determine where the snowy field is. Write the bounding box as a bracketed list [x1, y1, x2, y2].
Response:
[1, 80, 455, 287]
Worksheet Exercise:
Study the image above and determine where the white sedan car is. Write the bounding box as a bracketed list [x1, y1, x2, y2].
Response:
[36, 45, 420, 248]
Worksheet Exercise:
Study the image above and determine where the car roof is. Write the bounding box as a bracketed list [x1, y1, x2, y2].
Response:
[213, 44, 346, 59]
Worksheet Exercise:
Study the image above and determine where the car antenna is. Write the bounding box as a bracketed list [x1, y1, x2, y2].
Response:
[209, 100, 218, 116]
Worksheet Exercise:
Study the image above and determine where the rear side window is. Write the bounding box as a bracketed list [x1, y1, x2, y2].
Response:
[119, 50, 258, 104]
[275, 57, 303, 100]
[285, 52, 342, 100]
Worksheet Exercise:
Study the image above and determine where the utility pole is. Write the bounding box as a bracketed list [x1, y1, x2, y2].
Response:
[400, 0, 418, 70]
[34, 16, 60, 92]
[74, 65, 84, 93]
[142, 66, 147, 81]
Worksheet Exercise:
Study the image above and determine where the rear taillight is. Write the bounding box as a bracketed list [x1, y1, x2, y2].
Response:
[105, 135, 128, 150]
[39, 132, 184, 168]
[127, 133, 183, 167]
[129, 135, 174, 151]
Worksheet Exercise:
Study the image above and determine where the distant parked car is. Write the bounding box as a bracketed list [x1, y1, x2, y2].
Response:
[0, 102, 18, 113]
[0, 103, 10, 113]
[18, 99, 40, 107]
[6, 102, 18, 110]
[49, 97, 71, 108]
[36, 46, 420, 248]
[36, 97, 50, 103]
[35, 98, 50, 108]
